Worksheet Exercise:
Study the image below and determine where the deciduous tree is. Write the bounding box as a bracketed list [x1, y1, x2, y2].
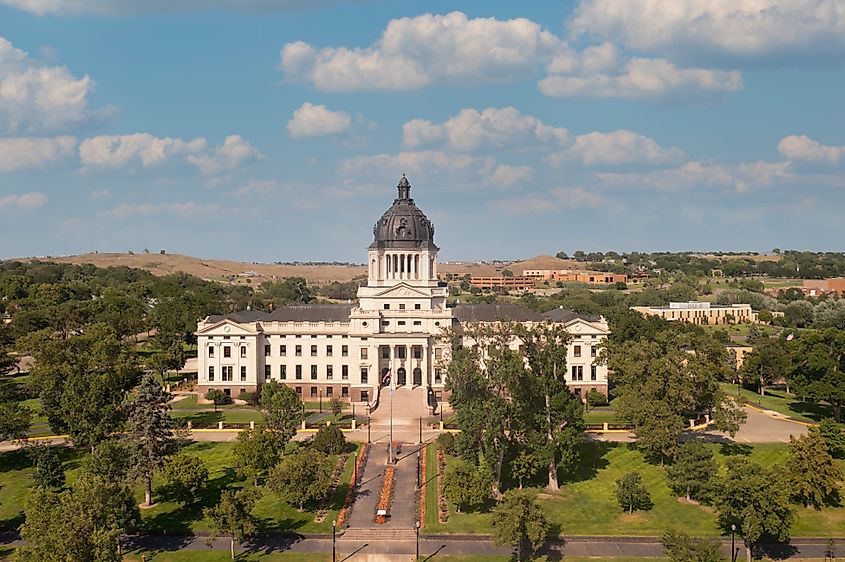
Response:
[814, 418, 845, 459]
[311, 424, 346, 455]
[268, 447, 333, 511]
[443, 459, 492, 513]
[259, 380, 304, 445]
[666, 443, 717, 502]
[232, 427, 282, 486]
[509, 450, 542, 489]
[786, 329, 845, 421]
[661, 529, 726, 562]
[615, 471, 652, 513]
[27, 444, 65, 490]
[490, 490, 549, 561]
[786, 431, 842, 509]
[204, 487, 259, 560]
[162, 454, 208, 504]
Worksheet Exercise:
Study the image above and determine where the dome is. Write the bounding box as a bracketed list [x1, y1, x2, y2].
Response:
[370, 176, 437, 250]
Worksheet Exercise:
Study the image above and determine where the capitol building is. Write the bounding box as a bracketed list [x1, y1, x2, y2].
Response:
[196, 176, 609, 410]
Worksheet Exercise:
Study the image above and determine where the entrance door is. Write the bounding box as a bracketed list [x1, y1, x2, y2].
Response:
[397, 367, 406, 386]
[413, 367, 422, 386]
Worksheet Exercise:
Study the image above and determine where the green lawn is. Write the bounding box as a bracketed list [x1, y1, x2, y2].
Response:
[721, 383, 840, 425]
[583, 407, 619, 425]
[0, 441, 357, 536]
[425, 442, 845, 538]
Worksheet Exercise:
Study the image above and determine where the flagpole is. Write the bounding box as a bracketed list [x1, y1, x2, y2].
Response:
[389, 379, 394, 464]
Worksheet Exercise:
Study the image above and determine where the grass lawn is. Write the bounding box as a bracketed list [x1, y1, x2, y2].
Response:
[0, 441, 357, 537]
[425, 442, 845, 538]
[720, 383, 840, 425]
[583, 407, 619, 425]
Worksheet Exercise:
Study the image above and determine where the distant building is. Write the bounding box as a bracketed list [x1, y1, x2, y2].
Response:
[803, 278, 845, 297]
[630, 301, 758, 325]
[523, 269, 628, 285]
[469, 276, 537, 290]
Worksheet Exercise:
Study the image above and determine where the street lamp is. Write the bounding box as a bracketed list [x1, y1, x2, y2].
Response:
[415, 520, 421, 560]
[731, 523, 736, 562]
[367, 405, 371, 444]
[332, 519, 337, 562]
[416, 451, 421, 489]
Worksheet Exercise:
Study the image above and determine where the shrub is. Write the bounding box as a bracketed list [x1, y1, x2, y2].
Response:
[162, 454, 209, 504]
[238, 390, 257, 405]
[437, 432, 456, 456]
[311, 424, 346, 455]
[586, 389, 608, 411]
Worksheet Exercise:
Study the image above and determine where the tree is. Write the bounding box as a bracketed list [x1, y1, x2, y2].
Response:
[27, 444, 65, 490]
[615, 471, 652, 513]
[715, 457, 794, 562]
[814, 418, 845, 459]
[491, 490, 549, 561]
[741, 338, 788, 396]
[261, 277, 313, 306]
[205, 388, 227, 412]
[509, 450, 542, 489]
[502, 269, 514, 277]
[329, 396, 343, 418]
[126, 374, 175, 506]
[268, 448, 333, 511]
[786, 328, 845, 421]
[162, 454, 208, 504]
[786, 431, 842, 509]
[666, 443, 717, 502]
[443, 459, 493, 513]
[585, 389, 607, 412]
[661, 529, 727, 562]
[85, 440, 130, 482]
[0, 400, 32, 441]
[311, 424, 347, 455]
[147, 338, 186, 383]
[259, 380, 304, 445]
[204, 487, 259, 560]
[19, 472, 139, 562]
[232, 427, 282, 486]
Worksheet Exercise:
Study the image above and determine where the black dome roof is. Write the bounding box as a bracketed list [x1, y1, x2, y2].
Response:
[370, 176, 437, 250]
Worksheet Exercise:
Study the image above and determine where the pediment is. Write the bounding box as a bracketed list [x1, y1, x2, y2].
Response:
[196, 318, 261, 336]
[564, 317, 609, 336]
[372, 283, 431, 299]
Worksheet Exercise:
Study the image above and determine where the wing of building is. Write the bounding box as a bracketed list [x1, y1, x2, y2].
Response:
[196, 176, 610, 411]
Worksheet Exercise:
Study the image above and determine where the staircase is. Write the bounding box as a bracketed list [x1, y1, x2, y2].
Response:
[339, 528, 418, 542]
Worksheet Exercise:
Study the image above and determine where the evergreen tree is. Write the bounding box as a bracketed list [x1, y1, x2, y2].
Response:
[491, 490, 549, 561]
[126, 374, 175, 506]
[268, 448, 333, 511]
[786, 431, 843, 509]
[311, 424, 347, 455]
[667, 443, 717, 502]
[204, 487, 259, 560]
[615, 471, 652, 513]
[814, 418, 845, 459]
[232, 427, 282, 486]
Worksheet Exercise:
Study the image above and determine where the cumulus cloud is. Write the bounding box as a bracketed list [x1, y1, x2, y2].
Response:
[0, 136, 76, 172]
[548, 130, 685, 166]
[569, 0, 845, 65]
[0, 37, 103, 133]
[778, 135, 845, 164]
[491, 164, 535, 189]
[539, 56, 742, 101]
[340, 150, 496, 187]
[100, 201, 220, 220]
[287, 103, 351, 138]
[79, 133, 262, 175]
[403, 107, 570, 151]
[281, 12, 563, 91]
[0, 192, 47, 211]
[0, 0, 351, 15]
[597, 160, 793, 192]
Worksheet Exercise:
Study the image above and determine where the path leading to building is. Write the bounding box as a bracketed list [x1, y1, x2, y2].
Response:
[367, 385, 430, 445]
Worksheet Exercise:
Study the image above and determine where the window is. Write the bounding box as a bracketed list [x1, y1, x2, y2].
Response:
[326, 387, 333, 397]
[381, 321, 389, 327]
[381, 347, 389, 359]
[591, 346, 597, 358]
[311, 387, 317, 398]
[571, 365, 583, 381]
[398, 347, 407, 359]
[295, 365, 302, 380]
[280, 365, 287, 379]
[591, 365, 597, 381]
[208, 366, 215, 381]
[223, 366, 233, 381]
[311, 365, 317, 380]
[360, 368, 368, 384]
[361, 390, 368, 402]
[399, 304, 405, 310]
[295, 345, 302, 356]
[414, 304, 421, 310]
[240, 366, 247, 381]
[208, 346, 214, 358]
[384, 303, 390, 309]
[361, 348, 368, 360]
[240, 336, 245, 340]
[434, 368, 441, 384]
[574, 345, 581, 358]
[264, 365, 271, 380]
[434, 348, 442, 360]
[413, 347, 422, 359]
[223, 346, 231, 358]
[310, 345, 317, 357]
[280, 345, 286, 356]
[295, 386, 302, 396]
[326, 345, 333, 357]
[413, 321, 421, 326]
[311, 335, 317, 339]
[264, 344, 271, 357]
[342, 387, 349, 398]
[342, 345, 348, 357]
[398, 320, 406, 326]
[342, 365, 349, 380]
[240, 346, 247, 358]
[327, 365, 333, 380]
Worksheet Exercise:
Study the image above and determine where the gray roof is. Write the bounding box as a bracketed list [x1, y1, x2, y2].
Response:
[207, 304, 354, 324]
[541, 308, 601, 323]
[452, 303, 544, 323]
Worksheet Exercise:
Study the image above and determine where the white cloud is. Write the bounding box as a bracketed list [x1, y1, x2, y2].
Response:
[778, 135, 845, 164]
[569, 0, 845, 64]
[551, 186, 608, 208]
[79, 133, 262, 175]
[0, 37, 102, 133]
[0, 192, 47, 211]
[100, 201, 220, 220]
[402, 106, 570, 151]
[597, 160, 793, 192]
[490, 186, 607, 216]
[287, 103, 351, 138]
[0, 136, 76, 172]
[539, 56, 742, 101]
[0, 0, 350, 15]
[491, 164, 535, 189]
[340, 150, 496, 187]
[548, 130, 685, 166]
[281, 11, 563, 91]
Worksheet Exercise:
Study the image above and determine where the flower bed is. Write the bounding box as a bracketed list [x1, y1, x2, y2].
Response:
[314, 454, 347, 523]
[419, 444, 428, 528]
[436, 447, 449, 524]
[336, 444, 369, 528]
[374, 465, 395, 524]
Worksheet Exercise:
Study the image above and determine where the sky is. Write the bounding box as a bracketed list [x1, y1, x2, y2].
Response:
[1, 0, 844, 262]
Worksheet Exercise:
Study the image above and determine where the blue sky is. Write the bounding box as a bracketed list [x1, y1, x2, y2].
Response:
[1, 0, 844, 262]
